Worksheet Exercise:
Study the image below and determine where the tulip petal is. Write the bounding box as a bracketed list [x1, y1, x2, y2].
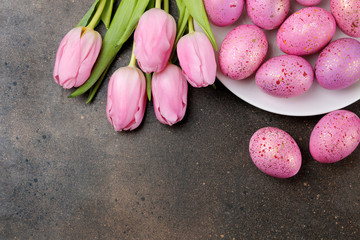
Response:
[178, 34, 202, 86]
[53, 28, 75, 85]
[177, 32, 216, 87]
[197, 33, 216, 86]
[134, 8, 176, 73]
[75, 30, 102, 87]
[57, 27, 83, 89]
[152, 64, 188, 126]
[106, 66, 146, 131]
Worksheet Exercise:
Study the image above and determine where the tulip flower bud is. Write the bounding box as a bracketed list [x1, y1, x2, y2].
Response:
[53, 27, 102, 89]
[152, 64, 188, 126]
[106, 66, 147, 131]
[134, 8, 176, 73]
[177, 32, 217, 87]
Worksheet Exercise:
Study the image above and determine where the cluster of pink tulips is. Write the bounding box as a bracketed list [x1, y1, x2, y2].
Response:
[53, 0, 217, 131]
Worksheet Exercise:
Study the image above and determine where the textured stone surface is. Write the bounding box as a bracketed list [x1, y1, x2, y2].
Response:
[1, 1, 359, 239]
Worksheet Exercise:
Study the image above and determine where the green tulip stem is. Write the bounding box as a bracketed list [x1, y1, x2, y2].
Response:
[87, 0, 107, 29]
[188, 16, 194, 33]
[155, 0, 162, 9]
[164, 0, 169, 13]
[129, 43, 137, 67]
[146, 73, 152, 101]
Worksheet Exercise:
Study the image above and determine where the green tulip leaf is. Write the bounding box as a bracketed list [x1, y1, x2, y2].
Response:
[116, 0, 152, 46]
[176, 0, 185, 25]
[77, 0, 100, 27]
[182, 0, 217, 51]
[101, 0, 114, 29]
[170, 0, 190, 62]
[175, 0, 190, 44]
[87, 62, 113, 103]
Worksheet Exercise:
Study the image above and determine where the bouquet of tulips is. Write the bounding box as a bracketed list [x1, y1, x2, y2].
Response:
[53, 0, 218, 131]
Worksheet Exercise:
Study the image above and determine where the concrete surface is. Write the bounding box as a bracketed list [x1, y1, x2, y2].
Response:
[1, 0, 359, 239]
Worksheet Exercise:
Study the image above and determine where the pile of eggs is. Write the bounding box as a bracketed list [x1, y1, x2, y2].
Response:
[204, 0, 360, 96]
[204, 0, 360, 178]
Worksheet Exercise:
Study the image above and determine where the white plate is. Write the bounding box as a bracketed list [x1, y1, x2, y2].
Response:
[195, 1, 360, 116]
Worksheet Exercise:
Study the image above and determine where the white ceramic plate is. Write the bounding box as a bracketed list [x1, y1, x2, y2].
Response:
[195, 0, 360, 116]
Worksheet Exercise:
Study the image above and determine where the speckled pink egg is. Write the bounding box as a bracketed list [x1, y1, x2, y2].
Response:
[277, 7, 336, 55]
[204, 0, 244, 27]
[330, 0, 360, 37]
[296, 0, 322, 6]
[219, 24, 268, 80]
[315, 38, 360, 90]
[255, 55, 314, 98]
[249, 127, 302, 178]
[310, 110, 360, 163]
[247, 0, 290, 30]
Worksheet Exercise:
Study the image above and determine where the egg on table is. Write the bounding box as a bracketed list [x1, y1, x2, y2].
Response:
[296, 0, 322, 7]
[203, 0, 244, 27]
[249, 127, 302, 178]
[330, 0, 360, 37]
[246, 0, 290, 30]
[255, 55, 314, 98]
[315, 38, 360, 90]
[309, 110, 360, 163]
[219, 24, 268, 80]
[277, 7, 336, 55]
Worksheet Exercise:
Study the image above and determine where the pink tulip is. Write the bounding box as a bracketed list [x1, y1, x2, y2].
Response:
[53, 27, 102, 89]
[134, 8, 176, 73]
[177, 32, 217, 87]
[152, 64, 188, 126]
[106, 66, 147, 131]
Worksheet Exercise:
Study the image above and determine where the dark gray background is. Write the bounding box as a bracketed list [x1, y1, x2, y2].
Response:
[1, 0, 359, 239]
